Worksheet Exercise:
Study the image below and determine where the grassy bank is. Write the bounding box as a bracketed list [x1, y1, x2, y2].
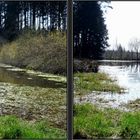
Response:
[0, 115, 65, 139]
[0, 30, 66, 75]
[74, 72, 124, 96]
[74, 103, 140, 139]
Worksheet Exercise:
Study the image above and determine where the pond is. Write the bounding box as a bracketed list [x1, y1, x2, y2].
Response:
[97, 60, 140, 107]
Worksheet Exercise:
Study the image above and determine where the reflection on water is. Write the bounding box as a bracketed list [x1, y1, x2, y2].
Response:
[98, 60, 140, 105]
[0, 66, 66, 88]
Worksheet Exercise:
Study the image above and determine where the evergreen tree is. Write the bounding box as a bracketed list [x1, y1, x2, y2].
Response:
[74, 1, 109, 59]
[4, 1, 19, 40]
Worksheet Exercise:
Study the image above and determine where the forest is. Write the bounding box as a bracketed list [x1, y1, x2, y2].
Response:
[0, 1, 67, 40]
[0, 1, 110, 74]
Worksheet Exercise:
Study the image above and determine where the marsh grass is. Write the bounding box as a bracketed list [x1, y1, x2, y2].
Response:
[0, 115, 66, 139]
[74, 103, 140, 139]
[74, 72, 124, 95]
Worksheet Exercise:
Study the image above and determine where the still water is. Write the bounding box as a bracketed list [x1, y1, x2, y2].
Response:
[0, 63, 66, 88]
[98, 60, 140, 106]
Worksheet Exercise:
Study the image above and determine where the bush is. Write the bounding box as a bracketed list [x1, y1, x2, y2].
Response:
[0, 30, 66, 75]
[74, 59, 99, 73]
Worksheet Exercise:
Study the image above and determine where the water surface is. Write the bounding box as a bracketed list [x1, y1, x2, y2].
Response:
[98, 60, 140, 106]
[0, 63, 66, 88]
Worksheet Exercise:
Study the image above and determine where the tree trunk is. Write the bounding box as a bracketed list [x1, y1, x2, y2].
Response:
[24, 9, 26, 27]
[32, 3, 35, 29]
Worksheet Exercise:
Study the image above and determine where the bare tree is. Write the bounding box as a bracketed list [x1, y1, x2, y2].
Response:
[128, 38, 140, 60]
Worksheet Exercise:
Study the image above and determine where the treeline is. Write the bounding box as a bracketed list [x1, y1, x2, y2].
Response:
[104, 45, 140, 60]
[0, 1, 66, 40]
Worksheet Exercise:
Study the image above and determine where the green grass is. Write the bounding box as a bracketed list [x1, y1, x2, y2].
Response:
[74, 103, 140, 139]
[74, 72, 124, 95]
[0, 115, 66, 139]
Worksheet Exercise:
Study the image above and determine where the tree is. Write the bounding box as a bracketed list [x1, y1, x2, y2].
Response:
[129, 38, 140, 60]
[4, 1, 20, 40]
[74, 1, 109, 59]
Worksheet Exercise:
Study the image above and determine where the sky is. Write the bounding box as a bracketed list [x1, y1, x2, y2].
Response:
[104, 1, 140, 50]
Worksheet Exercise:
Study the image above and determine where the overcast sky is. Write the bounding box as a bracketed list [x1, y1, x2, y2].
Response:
[105, 1, 140, 50]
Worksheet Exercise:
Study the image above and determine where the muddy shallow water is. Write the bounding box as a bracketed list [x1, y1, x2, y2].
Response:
[75, 60, 140, 110]
[0, 63, 66, 128]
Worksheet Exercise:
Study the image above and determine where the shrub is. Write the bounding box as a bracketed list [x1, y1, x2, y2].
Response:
[74, 59, 99, 73]
[0, 30, 66, 75]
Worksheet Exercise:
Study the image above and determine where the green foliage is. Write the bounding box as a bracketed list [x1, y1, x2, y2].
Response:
[35, 121, 66, 139]
[74, 103, 140, 139]
[0, 30, 66, 74]
[74, 104, 119, 138]
[120, 113, 140, 138]
[0, 115, 66, 139]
